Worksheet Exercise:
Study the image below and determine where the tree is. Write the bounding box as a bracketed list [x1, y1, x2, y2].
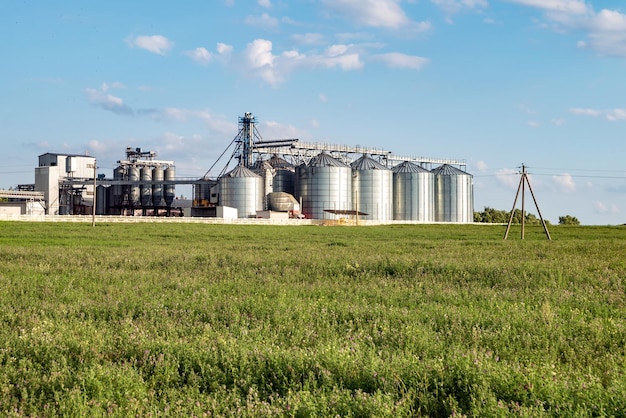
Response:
[474, 207, 551, 225]
[558, 215, 580, 225]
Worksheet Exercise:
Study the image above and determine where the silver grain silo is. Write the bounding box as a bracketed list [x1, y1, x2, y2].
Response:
[128, 166, 140, 206]
[152, 166, 164, 207]
[96, 185, 108, 215]
[219, 165, 264, 218]
[164, 166, 176, 207]
[267, 155, 295, 195]
[392, 161, 434, 222]
[253, 160, 274, 211]
[112, 166, 125, 206]
[351, 155, 393, 221]
[295, 153, 352, 219]
[141, 166, 153, 207]
[432, 164, 473, 223]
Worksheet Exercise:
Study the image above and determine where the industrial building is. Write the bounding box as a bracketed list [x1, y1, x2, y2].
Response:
[192, 112, 474, 223]
[1, 112, 473, 222]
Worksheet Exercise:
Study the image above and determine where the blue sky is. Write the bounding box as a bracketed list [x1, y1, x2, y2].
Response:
[2, 0, 626, 224]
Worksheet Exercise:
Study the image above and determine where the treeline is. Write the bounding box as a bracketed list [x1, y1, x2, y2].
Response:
[474, 207, 580, 225]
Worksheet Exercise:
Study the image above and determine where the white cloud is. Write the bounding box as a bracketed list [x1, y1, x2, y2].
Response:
[319, 93, 328, 103]
[373, 52, 429, 69]
[185, 47, 213, 65]
[237, 39, 366, 86]
[84, 87, 134, 115]
[606, 109, 626, 121]
[320, 0, 430, 31]
[504, 0, 589, 15]
[496, 168, 520, 190]
[593, 201, 620, 214]
[475, 160, 488, 171]
[217, 43, 233, 55]
[552, 118, 566, 126]
[245, 13, 279, 30]
[527, 120, 540, 128]
[260, 120, 314, 141]
[506, 1, 626, 57]
[569, 107, 602, 117]
[292, 33, 325, 45]
[163, 132, 185, 151]
[126, 35, 174, 55]
[431, 0, 488, 14]
[258, 0, 271, 7]
[552, 173, 576, 193]
[569, 107, 626, 121]
[162, 108, 236, 135]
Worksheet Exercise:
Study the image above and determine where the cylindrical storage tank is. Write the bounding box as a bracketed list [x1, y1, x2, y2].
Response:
[141, 166, 153, 207]
[128, 166, 140, 206]
[392, 161, 434, 222]
[295, 153, 352, 219]
[351, 155, 393, 221]
[268, 155, 295, 195]
[192, 179, 214, 204]
[113, 166, 125, 206]
[164, 166, 176, 207]
[432, 164, 473, 223]
[96, 185, 108, 215]
[253, 161, 274, 211]
[219, 165, 264, 218]
[152, 166, 164, 207]
[273, 169, 295, 195]
[65, 156, 77, 175]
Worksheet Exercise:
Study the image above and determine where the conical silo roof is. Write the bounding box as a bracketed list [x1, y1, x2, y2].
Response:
[267, 154, 294, 170]
[431, 164, 470, 176]
[308, 152, 350, 168]
[351, 155, 388, 170]
[224, 165, 260, 178]
[392, 161, 431, 173]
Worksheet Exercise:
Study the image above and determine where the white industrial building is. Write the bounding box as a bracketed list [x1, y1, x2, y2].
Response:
[35, 153, 96, 215]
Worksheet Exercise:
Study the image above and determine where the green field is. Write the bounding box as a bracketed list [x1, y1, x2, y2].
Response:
[0, 222, 624, 417]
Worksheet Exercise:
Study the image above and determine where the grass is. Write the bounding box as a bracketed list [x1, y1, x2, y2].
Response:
[0, 221, 624, 416]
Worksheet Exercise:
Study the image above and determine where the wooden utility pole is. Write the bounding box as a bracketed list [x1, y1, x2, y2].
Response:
[504, 165, 551, 240]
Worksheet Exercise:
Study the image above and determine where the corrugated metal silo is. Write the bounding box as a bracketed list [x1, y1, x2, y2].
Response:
[392, 161, 434, 222]
[220, 165, 264, 218]
[253, 160, 274, 211]
[295, 153, 352, 219]
[268, 155, 295, 195]
[152, 166, 164, 206]
[141, 166, 153, 207]
[96, 185, 108, 215]
[351, 155, 393, 221]
[432, 164, 473, 223]
[164, 166, 176, 207]
[128, 166, 140, 206]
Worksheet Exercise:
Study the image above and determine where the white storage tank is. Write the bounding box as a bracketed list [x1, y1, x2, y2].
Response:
[219, 165, 264, 218]
[351, 155, 393, 221]
[432, 164, 473, 223]
[141, 166, 153, 207]
[268, 155, 295, 195]
[164, 166, 176, 207]
[392, 161, 434, 222]
[152, 166, 165, 207]
[128, 166, 140, 206]
[295, 153, 352, 220]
